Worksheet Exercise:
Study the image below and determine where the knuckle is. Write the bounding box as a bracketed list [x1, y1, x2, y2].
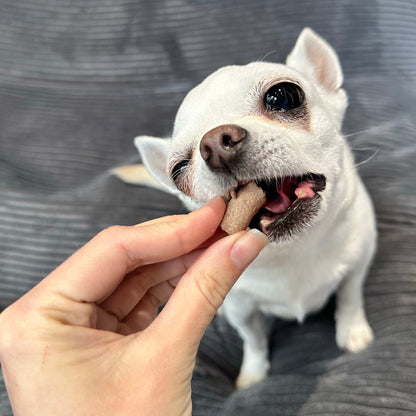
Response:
[95, 225, 141, 268]
[0, 310, 10, 352]
[0, 306, 25, 356]
[96, 225, 125, 244]
[195, 270, 229, 311]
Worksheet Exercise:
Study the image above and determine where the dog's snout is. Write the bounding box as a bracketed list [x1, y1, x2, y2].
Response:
[200, 124, 247, 170]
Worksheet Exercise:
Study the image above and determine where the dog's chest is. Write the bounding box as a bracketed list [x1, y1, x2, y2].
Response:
[232, 240, 348, 322]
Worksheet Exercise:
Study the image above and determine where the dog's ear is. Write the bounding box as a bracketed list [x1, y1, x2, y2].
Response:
[112, 164, 167, 191]
[133, 136, 179, 194]
[286, 28, 343, 92]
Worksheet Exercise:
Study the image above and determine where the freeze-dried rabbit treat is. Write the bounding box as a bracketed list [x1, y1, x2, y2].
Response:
[220, 182, 266, 234]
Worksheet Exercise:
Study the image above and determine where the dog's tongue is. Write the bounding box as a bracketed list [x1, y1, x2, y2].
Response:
[263, 178, 296, 214]
[263, 179, 316, 214]
[263, 193, 291, 214]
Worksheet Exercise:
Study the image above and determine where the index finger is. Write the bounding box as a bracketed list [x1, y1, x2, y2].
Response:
[47, 197, 226, 303]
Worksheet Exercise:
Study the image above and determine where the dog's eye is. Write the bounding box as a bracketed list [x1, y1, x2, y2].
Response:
[264, 83, 304, 111]
[171, 160, 189, 184]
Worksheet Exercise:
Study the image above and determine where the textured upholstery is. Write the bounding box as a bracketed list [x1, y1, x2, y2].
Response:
[1, 1, 415, 414]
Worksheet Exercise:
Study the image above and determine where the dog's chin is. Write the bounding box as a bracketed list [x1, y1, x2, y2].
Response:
[248, 173, 326, 242]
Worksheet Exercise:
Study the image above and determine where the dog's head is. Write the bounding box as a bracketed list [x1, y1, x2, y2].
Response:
[136, 28, 350, 243]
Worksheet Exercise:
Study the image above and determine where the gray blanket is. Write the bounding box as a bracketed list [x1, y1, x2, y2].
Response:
[1, 1, 415, 415]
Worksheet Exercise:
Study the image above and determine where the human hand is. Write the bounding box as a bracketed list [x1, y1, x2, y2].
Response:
[0, 197, 268, 416]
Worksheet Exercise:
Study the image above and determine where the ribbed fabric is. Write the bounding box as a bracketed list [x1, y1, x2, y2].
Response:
[1, 1, 416, 415]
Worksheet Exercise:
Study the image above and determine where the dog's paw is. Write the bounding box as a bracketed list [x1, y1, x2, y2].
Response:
[235, 360, 270, 390]
[336, 318, 374, 353]
[236, 370, 267, 390]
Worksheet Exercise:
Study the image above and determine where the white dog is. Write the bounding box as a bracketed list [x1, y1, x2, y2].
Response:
[115, 28, 376, 389]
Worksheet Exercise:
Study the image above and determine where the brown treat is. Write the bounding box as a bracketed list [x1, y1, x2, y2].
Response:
[220, 182, 266, 234]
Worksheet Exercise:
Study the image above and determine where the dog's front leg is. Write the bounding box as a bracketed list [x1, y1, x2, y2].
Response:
[223, 294, 270, 389]
[335, 257, 374, 353]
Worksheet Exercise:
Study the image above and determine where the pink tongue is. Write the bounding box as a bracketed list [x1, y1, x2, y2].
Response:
[263, 179, 296, 214]
[262, 179, 316, 215]
[263, 193, 291, 214]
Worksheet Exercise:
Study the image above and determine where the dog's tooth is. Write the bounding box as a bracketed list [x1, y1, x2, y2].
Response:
[259, 217, 274, 234]
[260, 218, 274, 227]
[295, 188, 308, 199]
[230, 189, 237, 199]
[295, 182, 315, 199]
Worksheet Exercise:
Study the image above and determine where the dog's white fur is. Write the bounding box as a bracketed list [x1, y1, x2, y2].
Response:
[115, 28, 376, 389]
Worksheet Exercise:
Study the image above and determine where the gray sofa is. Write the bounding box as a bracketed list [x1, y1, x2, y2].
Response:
[1, 1, 415, 415]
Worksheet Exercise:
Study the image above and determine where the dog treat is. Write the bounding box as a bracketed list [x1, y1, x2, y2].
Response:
[221, 182, 266, 234]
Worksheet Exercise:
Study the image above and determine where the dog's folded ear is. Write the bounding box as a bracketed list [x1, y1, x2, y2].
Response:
[286, 27, 343, 93]
[112, 163, 167, 191]
[132, 135, 180, 194]
[113, 136, 180, 195]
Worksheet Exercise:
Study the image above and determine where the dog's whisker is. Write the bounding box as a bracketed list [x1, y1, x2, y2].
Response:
[353, 148, 379, 168]
[256, 50, 277, 63]
[343, 128, 373, 138]
[344, 121, 397, 139]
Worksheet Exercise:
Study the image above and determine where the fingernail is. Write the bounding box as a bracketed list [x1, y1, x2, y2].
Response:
[230, 229, 269, 271]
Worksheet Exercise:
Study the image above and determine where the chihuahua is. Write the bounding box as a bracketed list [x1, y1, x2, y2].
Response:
[114, 28, 376, 389]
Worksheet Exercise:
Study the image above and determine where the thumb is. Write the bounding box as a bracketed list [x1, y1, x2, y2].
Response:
[152, 229, 269, 352]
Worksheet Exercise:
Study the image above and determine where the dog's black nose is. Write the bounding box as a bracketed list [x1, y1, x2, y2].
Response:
[200, 124, 247, 171]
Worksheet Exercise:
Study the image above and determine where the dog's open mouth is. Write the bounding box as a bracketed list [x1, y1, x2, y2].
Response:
[249, 173, 326, 240]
